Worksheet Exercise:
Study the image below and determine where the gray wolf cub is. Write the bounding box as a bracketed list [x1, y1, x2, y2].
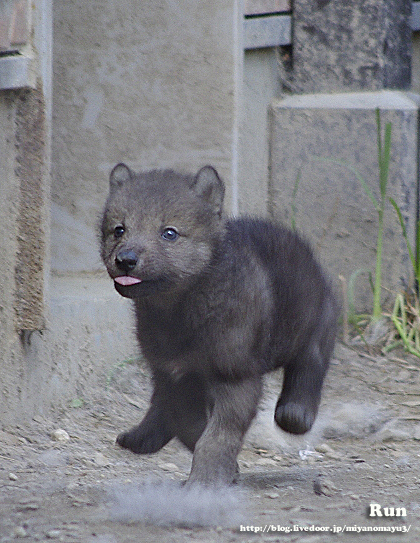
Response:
[100, 164, 338, 486]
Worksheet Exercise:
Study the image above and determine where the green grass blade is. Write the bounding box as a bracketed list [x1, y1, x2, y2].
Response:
[380, 122, 392, 200]
[311, 156, 380, 212]
[376, 108, 382, 168]
[417, 219, 420, 284]
[372, 211, 383, 320]
[376, 108, 392, 203]
[389, 197, 416, 273]
[391, 303, 420, 358]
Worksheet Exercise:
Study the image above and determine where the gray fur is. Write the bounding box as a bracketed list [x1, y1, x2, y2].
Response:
[100, 164, 339, 487]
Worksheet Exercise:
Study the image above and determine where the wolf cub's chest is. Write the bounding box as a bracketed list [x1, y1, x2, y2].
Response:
[135, 302, 198, 364]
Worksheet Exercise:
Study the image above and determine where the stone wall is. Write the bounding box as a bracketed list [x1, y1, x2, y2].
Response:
[287, 0, 411, 93]
[269, 0, 418, 311]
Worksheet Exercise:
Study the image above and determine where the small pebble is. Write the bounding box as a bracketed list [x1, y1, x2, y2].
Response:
[313, 476, 337, 496]
[12, 526, 27, 538]
[50, 429, 70, 442]
[395, 369, 411, 382]
[266, 492, 280, 499]
[315, 443, 333, 454]
[160, 462, 179, 471]
[16, 502, 39, 512]
[374, 427, 410, 443]
[9, 472, 18, 481]
[46, 529, 61, 539]
[94, 452, 110, 467]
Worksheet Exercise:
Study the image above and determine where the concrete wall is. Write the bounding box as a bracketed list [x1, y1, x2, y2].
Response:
[52, 0, 242, 274]
[0, 1, 243, 424]
[289, 0, 411, 93]
[266, 0, 419, 312]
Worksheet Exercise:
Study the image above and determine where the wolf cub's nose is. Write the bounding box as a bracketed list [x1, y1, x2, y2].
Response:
[115, 250, 138, 273]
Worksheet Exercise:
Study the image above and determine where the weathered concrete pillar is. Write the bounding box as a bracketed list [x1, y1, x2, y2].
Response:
[285, 0, 412, 94]
[0, 0, 53, 422]
[269, 91, 420, 310]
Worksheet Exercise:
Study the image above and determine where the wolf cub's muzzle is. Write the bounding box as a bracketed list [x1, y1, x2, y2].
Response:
[115, 249, 138, 274]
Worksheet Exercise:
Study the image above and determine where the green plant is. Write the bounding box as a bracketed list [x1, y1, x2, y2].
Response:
[386, 292, 420, 358]
[371, 109, 392, 319]
[387, 196, 420, 357]
[389, 197, 420, 285]
[306, 109, 420, 355]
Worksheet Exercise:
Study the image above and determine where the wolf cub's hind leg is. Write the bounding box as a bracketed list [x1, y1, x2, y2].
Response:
[275, 296, 337, 435]
[169, 373, 210, 452]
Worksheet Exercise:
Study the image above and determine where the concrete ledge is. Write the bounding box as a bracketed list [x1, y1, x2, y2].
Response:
[269, 91, 420, 311]
[244, 15, 291, 49]
[0, 54, 35, 90]
[275, 90, 420, 110]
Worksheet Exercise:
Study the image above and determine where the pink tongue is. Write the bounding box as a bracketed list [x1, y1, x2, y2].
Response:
[114, 276, 142, 286]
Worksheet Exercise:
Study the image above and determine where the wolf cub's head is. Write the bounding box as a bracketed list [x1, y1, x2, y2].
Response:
[100, 164, 225, 299]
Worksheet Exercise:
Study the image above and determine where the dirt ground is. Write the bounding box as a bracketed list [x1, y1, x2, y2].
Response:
[1, 339, 420, 543]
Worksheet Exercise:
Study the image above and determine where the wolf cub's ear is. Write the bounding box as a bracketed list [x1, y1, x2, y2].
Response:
[110, 163, 132, 191]
[191, 166, 225, 217]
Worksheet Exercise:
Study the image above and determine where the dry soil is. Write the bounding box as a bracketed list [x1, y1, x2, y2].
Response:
[1, 342, 420, 542]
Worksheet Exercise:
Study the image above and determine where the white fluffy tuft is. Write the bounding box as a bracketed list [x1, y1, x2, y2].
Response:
[109, 480, 246, 527]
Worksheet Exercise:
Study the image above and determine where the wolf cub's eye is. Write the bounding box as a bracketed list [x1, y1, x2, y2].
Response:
[114, 225, 125, 238]
[161, 227, 179, 241]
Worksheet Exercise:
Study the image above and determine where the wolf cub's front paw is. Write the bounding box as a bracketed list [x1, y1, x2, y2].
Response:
[116, 426, 166, 454]
[116, 429, 143, 453]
